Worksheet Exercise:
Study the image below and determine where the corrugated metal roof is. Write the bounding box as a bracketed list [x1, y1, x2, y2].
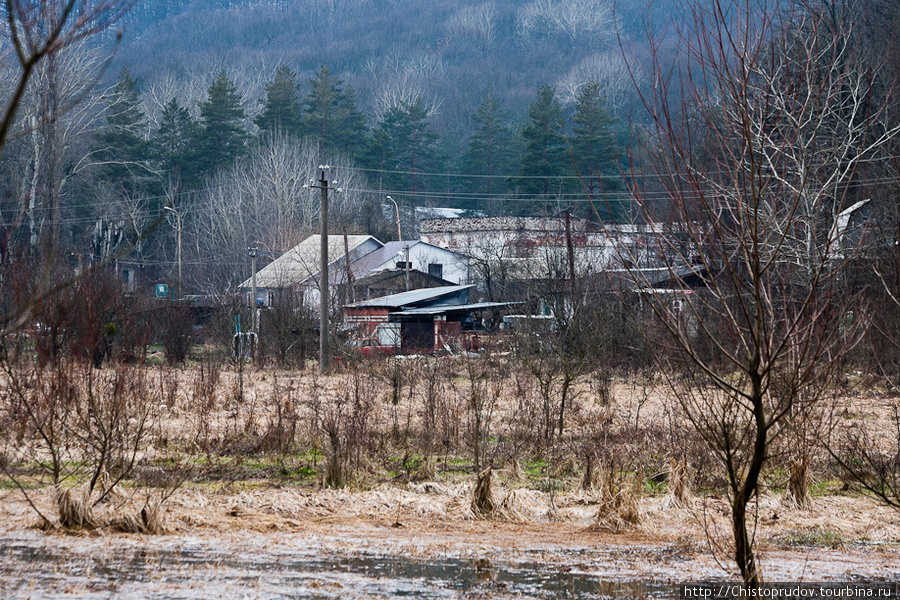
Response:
[346, 285, 473, 309]
[347, 241, 419, 279]
[392, 301, 519, 315]
[238, 235, 379, 289]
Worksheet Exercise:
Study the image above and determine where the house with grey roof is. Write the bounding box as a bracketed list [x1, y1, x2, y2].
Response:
[238, 234, 469, 315]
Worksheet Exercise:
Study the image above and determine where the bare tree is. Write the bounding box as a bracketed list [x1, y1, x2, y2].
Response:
[618, 0, 896, 584]
[24, 40, 111, 255]
[364, 53, 443, 122]
[185, 132, 370, 292]
[0, 0, 134, 159]
[0, 0, 135, 338]
[555, 52, 632, 111]
[517, 0, 615, 43]
[447, 2, 498, 44]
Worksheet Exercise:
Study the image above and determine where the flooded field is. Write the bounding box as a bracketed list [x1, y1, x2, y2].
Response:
[2, 367, 900, 598]
[2, 522, 897, 599]
[0, 530, 682, 599]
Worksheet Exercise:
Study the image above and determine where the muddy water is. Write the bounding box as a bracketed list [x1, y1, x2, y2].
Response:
[3, 526, 897, 599]
[1, 531, 678, 599]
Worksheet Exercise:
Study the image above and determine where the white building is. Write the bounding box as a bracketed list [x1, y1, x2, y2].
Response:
[238, 235, 469, 312]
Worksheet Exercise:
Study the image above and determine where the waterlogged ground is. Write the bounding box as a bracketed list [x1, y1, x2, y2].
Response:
[0, 528, 683, 599]
[4, 370, 900, 598]
[1, 487, 899, 599]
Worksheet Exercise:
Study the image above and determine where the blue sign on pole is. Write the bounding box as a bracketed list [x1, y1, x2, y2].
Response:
[156, 284, 169, 298]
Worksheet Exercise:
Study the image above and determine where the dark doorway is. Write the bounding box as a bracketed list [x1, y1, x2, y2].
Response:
[402, 320, 433, 353]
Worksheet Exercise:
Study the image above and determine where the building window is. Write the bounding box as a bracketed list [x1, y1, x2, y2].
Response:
[428, 263, 443, 279]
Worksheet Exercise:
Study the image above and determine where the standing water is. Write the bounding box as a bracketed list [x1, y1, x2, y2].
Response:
[0, 531, 680, 599]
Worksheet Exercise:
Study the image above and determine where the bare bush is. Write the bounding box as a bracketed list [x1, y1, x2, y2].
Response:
[154, 303, 194, 364]
[454, 356, 502, 472]
[0, 356, 158, 529]
[831, 398, 900, 510]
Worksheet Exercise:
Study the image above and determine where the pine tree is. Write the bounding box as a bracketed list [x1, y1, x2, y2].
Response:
[301, 64, 368, 159]
[195, 71, 250, 180]
[255, 64, 303, 138]
[571, 81, 620, 218]
[459, 91, 517, 206]
[361, 126, 400, 192]
[154, 97, 198, 187]
[385, 98, 439, 192]
[516, 84, 567, 199]
[360, 122, 401, 191]
[94, 66, 153, 193]
[364, 98, 439, 193]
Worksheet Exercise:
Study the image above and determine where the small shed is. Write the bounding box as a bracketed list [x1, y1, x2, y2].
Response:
[344, 285, 511, 355]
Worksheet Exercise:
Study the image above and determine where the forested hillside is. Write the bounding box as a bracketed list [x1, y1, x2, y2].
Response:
[2, 0, 897, 295]
[118, 0, 668, 136]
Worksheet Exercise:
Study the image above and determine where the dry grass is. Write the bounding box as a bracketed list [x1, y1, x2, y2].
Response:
[471, 468, 496, 518]
[781, 457, 812, 510]
[592, 471, 644, 532]
[110, 498, 167, 534]
[660, 457, 693, 510]
[3, 359, 900, 562]
[53, 486, 96, 530]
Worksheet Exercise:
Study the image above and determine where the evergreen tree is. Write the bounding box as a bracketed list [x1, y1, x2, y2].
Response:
[361, 126, 400, 192]
[386, 98, 439, 192]
[255, 64, 303, 138]
[195, 71, 249, 180]
[301, 64, 368, 160]
[459, 91, 517, 207]
[571, 81, 620, 218]
[364, 98, 439, 193]
[94, 66, 153, 194]
[515, 84, 567, 199]
[154, 97, 198, 187]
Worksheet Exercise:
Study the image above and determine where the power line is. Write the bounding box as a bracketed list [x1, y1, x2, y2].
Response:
[6, 164, 900, 229]
[345, 153, 900, 181]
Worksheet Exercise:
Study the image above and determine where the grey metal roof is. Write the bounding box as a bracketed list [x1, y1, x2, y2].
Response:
[608, 265, 705, 287]
[346, 241, 420, 279]
[238, 235, 379, 289]
[392, 301, 520, 316]
[346, 285, 473, 309]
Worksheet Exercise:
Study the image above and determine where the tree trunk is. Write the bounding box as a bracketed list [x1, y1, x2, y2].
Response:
[732, 494, 761, 585]
[731, 386, 768, 585]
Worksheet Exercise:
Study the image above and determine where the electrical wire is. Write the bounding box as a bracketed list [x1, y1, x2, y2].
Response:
[6, 164, 900, 228]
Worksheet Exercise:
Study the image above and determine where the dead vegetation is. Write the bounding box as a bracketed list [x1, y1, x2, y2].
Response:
[471, 467, 496, 517]
[0, 353, 898, 566]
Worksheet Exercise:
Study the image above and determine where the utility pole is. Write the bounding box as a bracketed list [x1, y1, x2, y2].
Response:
[310, 169, 332, 374]
[164, 206, 182, 300]
[319, 171, 329, 373]
[404, 244, 410, 291]
[249, 244, 258, 333]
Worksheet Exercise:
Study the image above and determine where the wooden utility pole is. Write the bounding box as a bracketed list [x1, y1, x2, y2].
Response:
[318, 171, 329, 373]
[249, 244, 258, 333]
[308, 168, 342, 373]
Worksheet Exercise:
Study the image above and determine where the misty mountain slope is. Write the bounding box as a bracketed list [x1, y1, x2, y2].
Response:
[118, 0, 674, 136]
